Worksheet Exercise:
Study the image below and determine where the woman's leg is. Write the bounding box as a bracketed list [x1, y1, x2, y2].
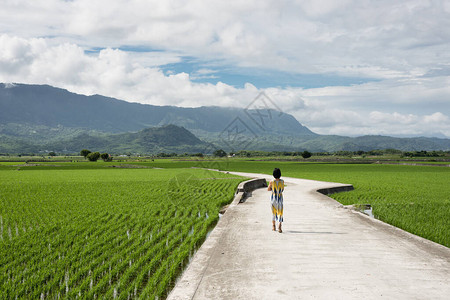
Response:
[278, 200, 283, 233]
[271, 204, 277, 230]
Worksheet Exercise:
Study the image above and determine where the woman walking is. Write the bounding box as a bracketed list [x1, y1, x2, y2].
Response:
[268, 168, 284, 233]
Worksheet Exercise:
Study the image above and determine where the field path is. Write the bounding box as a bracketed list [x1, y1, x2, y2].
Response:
[168, 172, 450, 299]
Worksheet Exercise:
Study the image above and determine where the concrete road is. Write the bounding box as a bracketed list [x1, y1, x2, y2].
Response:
[168, 172, 450, 300]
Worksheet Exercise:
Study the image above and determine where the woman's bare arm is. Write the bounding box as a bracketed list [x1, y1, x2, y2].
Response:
[267, 181, 272, 191]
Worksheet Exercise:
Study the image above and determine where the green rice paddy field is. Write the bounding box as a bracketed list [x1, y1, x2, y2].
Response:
[1, 159, 449, 299]
[0, 163, 244, 299]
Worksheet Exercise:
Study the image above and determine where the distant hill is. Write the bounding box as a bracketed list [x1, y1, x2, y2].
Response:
[1, 83, 449, 153]
[0, 125, 208, 154]
[299, 135, 450, 152]
[45, 124, 208, 154]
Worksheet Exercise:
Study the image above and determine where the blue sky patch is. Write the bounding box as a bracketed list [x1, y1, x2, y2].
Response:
[161, 57, 377, 89]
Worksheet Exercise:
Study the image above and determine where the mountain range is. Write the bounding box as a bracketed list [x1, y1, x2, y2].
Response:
[1, 83, 449, 154]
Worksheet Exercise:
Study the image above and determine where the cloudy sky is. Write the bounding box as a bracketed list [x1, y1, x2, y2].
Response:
[1, 0, 449, 138]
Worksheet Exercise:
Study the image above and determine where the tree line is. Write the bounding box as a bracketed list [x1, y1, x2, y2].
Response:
[151, 149, 449, 158]
[80, 149, 112, 161]
[2, 149, 448, 159]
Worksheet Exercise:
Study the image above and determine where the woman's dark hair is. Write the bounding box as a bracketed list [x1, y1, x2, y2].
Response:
[273, 168, 281, 179]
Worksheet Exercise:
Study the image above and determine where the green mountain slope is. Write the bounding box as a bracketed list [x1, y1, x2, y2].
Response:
[0, 134, 38, 153]
[299, 135, 450, 152]
[43, 125, 208, 154]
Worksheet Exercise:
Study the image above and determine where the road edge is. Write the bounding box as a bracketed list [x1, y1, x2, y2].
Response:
[167, 178, 266, 300]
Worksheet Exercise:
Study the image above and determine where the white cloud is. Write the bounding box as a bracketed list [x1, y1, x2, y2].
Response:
[366, 111, 450, 137]
[1, 0, 449, 77]
[0, 34, 257, 108]
[299, 109, 450, 138]
[423, 112, 449, 124]
[190, 68, 219, 80]
[369, 111, 418, 125]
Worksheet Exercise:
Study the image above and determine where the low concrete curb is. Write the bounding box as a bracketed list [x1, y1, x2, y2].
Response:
[167, 178, 266, 300]
[236, 178, 267, 201]
[317, 184, 354, 195]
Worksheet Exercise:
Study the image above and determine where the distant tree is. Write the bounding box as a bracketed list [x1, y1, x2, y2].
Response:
[87, 152, 100, 161]
[384, 149, 402, 155]
[235, 150, 250, 157]
[368, 150, 384, 156]
[192, 153, 204, 158]
[80, 149, 91, 158]
[213, 149, 227, 157]
[156, 152, 178, 157]
[236, 150, 247, 157]
[335, 150, 353, 157]
[402, 152, 414, 158]
[48, 151, 57, 157]
[101, 153, 112, 162]
[301, 151, 312, 159]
